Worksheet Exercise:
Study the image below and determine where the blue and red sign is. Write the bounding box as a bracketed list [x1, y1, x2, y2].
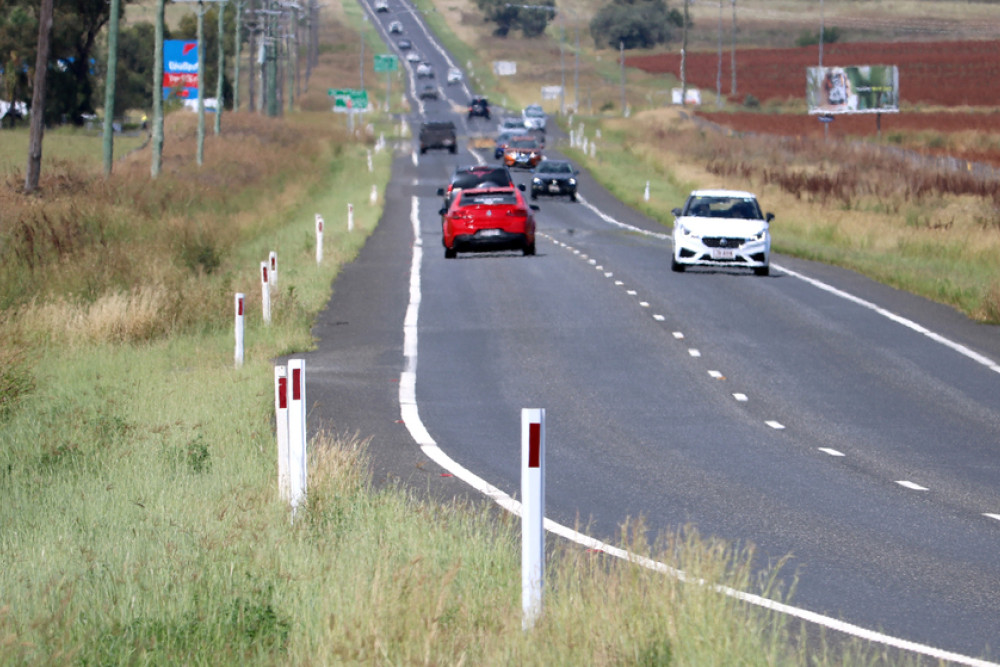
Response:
[163, 40, 199, 100]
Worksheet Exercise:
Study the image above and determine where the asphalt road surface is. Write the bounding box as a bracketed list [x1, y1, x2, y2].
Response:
[300, 1, 1000, 663]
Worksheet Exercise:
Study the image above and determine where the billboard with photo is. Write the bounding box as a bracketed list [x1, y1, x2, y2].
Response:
[807, 65, 898, 114]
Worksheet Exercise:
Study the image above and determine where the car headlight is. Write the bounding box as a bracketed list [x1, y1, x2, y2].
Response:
[751, 229, 767, 241]
[568, 178, 576, 185]
[532, 177, 542, 185]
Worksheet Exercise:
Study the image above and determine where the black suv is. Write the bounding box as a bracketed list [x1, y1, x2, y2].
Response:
[468, 97, 490, 120]
[437, 164, 522, 207]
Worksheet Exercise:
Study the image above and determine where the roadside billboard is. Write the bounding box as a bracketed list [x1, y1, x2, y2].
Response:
[807, 65, 898, 114]
[164, 40, 199, 100]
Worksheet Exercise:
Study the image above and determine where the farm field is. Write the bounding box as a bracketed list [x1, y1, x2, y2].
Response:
[627, 40, 1000, 108]
[627, 41, 1000, 164]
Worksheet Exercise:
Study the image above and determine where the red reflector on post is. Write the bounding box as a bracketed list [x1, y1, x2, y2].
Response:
[237, 297, 244, 316]
[292, 368, 301, 401]
[262, 266, 268, 282]
[278, 377, 287, 409]
[529, 422, 541, 468]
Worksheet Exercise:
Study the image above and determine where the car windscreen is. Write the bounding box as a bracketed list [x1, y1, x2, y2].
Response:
[452, 169, 512, 189]
[460, 192, 518, 207]
[685, 196, 762, 219]
[538, 162, 571, 173]
[510, 139, 539, 149]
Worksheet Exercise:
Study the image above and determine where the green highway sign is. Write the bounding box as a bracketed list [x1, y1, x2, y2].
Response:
[329, 88, 369, 112]
[373, 54, 399, 73]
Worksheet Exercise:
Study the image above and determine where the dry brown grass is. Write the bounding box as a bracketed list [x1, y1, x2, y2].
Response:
[0, 13, 376, 345]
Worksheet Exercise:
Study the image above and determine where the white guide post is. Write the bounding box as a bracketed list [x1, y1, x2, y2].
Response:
[367, 149, 373, 172]
[348, 203, 354, 232]
[315, 214, 324, 264]
[234, 293, 245, 368]
[521, 408, 546, 630]
[644, 181, 650, 202]
[287, 358, 307, 513]
[260, 262, 271, 324]
[274, 365, 290, 501]
[269, 250, 278, 288]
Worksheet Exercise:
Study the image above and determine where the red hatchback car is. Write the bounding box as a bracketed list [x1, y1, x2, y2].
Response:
[440, 187, 538, 258]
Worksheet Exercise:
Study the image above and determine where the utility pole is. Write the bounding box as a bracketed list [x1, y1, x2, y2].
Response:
[619, 40, 626, 115]
[196, 0, 206, 165]
[730, 0, 737, 96]
[716, 0, 723, 108]
[102, 0, 122, 176]
[234, 0, 243, 110]
[24, 0, 54, 194]
[680, 0, 689, 106]
[215, 1, 225, 134]
[152, 0, 165, 178]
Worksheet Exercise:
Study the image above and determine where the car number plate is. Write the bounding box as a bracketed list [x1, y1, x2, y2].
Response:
[548, 184, 561, 192]
[711, 248, 736, 260]
[479, 229, 502, 237]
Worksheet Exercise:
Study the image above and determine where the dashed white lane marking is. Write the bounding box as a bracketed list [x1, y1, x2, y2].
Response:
[626, 289, 637, 296]
[604, 272, 613, 278]
[708, 370, 724, 379]
[897, 480, 929, 491]
[574, 193, 1000, 376]
[733, 393, 748, 402]
[766, 421, 786, 430]
[615, 280, 624, 286]
[673, 332, 684, 339]
[653, 314, 665, 321]
[819, 448, 846, 457]
[413, 201, 998, 667]
[639, 301, 650, 308]
[984, 514, 1000, 522]
[688, 349, 701, 357]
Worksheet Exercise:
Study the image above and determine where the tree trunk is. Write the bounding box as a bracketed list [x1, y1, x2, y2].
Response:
[24, 0, 55, 194]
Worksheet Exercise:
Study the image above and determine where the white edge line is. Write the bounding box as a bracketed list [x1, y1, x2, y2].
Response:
[401, 198, 999, 666]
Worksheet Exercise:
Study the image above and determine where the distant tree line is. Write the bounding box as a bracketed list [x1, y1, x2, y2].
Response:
[474, 0, 685, 50]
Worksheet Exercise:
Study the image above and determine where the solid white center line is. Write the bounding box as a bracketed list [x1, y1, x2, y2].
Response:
[766, 420, 785, 430]
[896, 480, 928, 491]
[819, 447, 845, 457]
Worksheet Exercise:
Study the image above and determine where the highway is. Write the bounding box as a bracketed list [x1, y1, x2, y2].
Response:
[302, 1, 1000, 662]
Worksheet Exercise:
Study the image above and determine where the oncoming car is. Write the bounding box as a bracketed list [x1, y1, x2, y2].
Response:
[530, 159, 578, 201]
[440, 187, 538, 258]
[503, 135, 543, 169]
[670, 189, 774, 276]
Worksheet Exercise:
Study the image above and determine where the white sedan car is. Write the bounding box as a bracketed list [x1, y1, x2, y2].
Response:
[670, 189, 773, 276]
[522, 104, 546, 131]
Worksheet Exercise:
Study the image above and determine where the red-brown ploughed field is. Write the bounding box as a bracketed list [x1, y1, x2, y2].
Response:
[626, 41, 1000, 107]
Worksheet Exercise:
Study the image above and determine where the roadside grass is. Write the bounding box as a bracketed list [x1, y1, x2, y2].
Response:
[0, 125, 147, 174]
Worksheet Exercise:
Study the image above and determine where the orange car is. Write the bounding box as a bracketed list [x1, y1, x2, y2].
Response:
[503, 135, 543, 169]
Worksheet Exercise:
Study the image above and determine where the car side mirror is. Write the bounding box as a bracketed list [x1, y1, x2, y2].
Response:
[766, 212, 775, 223]
[671, 207, 683, 217]
[437, 188, 445, 196]
[439, 207, 447, 216]
[518, 184, 526, 191]
[529, 205, 540, 211]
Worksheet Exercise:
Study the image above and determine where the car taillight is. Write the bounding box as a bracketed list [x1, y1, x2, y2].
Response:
[506, 210, 527, 217]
